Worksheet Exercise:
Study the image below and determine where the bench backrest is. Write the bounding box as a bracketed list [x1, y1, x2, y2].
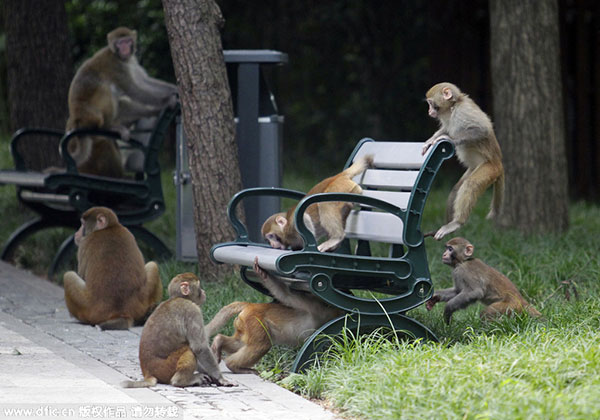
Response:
[343, 140, 431, 245]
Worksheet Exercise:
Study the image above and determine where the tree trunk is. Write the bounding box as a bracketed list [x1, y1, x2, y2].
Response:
[3, 0, 72, 170]
[162, 0, 242, 280]
[490, 0, 568, 234]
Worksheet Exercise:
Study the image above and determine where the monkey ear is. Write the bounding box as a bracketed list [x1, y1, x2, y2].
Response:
[96, 215, 108, 230]
[179, 281, 190, 296]
[275, 216, 287, 228]
[442, 87, 453, 100]
[464, 244, 474, 258]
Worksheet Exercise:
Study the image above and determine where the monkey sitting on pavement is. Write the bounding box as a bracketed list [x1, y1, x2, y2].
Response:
[63, 206, 162, 330]
[207, 258, 343, 374]
[426, 237, 541, 324]
[121, 273, 233, 388]
[261, 154, 374, 252]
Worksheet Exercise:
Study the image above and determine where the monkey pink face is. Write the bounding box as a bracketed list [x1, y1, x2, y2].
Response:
[442, 245, 455, 266]
[427, 99, 439, 118]
[265, 232, 287, 250]
[115, 37, 134, 60]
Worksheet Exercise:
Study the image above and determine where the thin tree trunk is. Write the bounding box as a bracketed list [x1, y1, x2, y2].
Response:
[490, 0, 568, 233]
[162, 0, 242, 280]
[3, 0, 72, 170]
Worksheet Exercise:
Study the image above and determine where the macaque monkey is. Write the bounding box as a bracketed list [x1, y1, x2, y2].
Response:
[426, 237, 541, 324]
[422, 82, 504, 240]
[66, 27, 178, 177]
[208, 258, 343, 374]
[63, 207, 163, 330]
[261, 155, 374, 252]
[121, 273, 232, 388]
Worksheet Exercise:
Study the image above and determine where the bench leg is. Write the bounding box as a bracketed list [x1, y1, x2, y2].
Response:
[48, 234, 77, 281]
[292, 312, 439, 373]
[1, 217, 66, 261]
[126, 225, 172, 260]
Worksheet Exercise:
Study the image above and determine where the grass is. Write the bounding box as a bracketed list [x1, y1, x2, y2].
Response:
[1, 135, 599, 419]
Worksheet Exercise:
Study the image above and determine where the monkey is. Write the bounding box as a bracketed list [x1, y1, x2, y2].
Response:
[121, 273, 232, 388]
[207, 258, 343, 374]
[421, 82, 504, 240]
[66, 27, 178, 177]
[63, 206, 163, 330]
[261, 154, 374, 252]
[426, 237, 541, 324]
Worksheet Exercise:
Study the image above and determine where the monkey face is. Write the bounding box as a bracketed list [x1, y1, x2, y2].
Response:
[427, 99, 439, 119]
[442, 245, 456, 266]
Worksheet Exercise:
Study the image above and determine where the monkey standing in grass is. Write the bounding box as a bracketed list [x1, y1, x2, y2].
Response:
[427, 237, 541, 324]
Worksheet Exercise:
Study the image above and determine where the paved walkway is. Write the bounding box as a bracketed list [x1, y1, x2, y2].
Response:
[0, 261, 341, 420]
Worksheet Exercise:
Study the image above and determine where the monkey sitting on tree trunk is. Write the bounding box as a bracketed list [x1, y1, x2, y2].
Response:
[422, 82, 504, 240]
[207, 258, 343, 374]
[427, 237, 541, 324]
[121, 273, 232, 388]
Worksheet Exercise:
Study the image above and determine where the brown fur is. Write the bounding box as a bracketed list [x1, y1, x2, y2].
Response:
[422, 82, 504, 240]
[426, 237, 541, 324]
[63, 207, 162, 330]
[208, 258, 343, 374]
[121, 273, 232, 388]
[261, 154, 373, 252]
[66, 27, 177, 177]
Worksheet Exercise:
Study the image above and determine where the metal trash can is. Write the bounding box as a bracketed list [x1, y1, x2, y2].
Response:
[175, 49, 288, 261]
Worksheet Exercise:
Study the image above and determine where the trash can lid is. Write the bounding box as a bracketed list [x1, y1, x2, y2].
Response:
[223, 50, 288, 64]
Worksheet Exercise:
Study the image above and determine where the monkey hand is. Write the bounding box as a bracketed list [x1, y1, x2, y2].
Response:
[166, 93, 179, 109]
[253, 257, 269, 282]
[426, 295, 440, 311]
[434, 221, 462, 241]
[434, 134, 452, 143]
[421, 138, 437, 155]
[443, 308, 453, 325]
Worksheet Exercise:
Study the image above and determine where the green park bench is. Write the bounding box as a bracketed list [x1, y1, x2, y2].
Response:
[0, 104, 179, 278]
[210, 137, 455, 372]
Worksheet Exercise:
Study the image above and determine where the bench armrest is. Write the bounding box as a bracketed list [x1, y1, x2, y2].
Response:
[59, 128, 123, 173]
[9, 128, 64, 171]
[293, 192, 406, 251]
[226, 187, 305, 242]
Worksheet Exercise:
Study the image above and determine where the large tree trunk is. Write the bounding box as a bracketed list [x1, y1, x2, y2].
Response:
[3, 0, 72, 170]
[162, 0, 242, 280]
[490, 0, 568, 234]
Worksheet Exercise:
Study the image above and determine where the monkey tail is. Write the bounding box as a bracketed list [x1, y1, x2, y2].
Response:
[120, 376, 157, 388]
[205, 301, 249, 337]
[343, 154, 374, 179]
[487, 171, 505, 220]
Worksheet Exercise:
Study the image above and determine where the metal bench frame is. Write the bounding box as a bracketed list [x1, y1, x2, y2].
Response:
[210, 138, 455, 372]
[0, 104, 179, 278]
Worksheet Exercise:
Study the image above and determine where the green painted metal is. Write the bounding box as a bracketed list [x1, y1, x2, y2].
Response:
[292, 312, 439, 373]
[211, 138, 455, 372]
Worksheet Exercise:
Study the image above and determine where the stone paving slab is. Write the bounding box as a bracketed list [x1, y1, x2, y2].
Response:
[0, 261, 341, 420]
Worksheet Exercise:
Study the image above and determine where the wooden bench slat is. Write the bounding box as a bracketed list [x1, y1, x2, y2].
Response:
[360, 190, 411, 209]
[0, 171, 47, 188]
[355, 168, 419, 191]
[352, 141, 427, 169]
[344, 210, 405, 244]
[212, 245, 292, 271]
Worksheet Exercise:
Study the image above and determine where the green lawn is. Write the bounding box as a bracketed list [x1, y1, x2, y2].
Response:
[1, 139, 599, 419]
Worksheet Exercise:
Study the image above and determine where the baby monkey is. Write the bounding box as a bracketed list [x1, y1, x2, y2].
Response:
[208, 258, 343, 374]
[121, 273, 232, 388]
[262, 154, 373, 252]
[427, 237, 540, 324]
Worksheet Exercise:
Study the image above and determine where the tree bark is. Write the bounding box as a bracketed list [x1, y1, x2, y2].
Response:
[3, 0, 72, 170]
[162, 0, 242, 280]
[490, 0, 568, 234]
